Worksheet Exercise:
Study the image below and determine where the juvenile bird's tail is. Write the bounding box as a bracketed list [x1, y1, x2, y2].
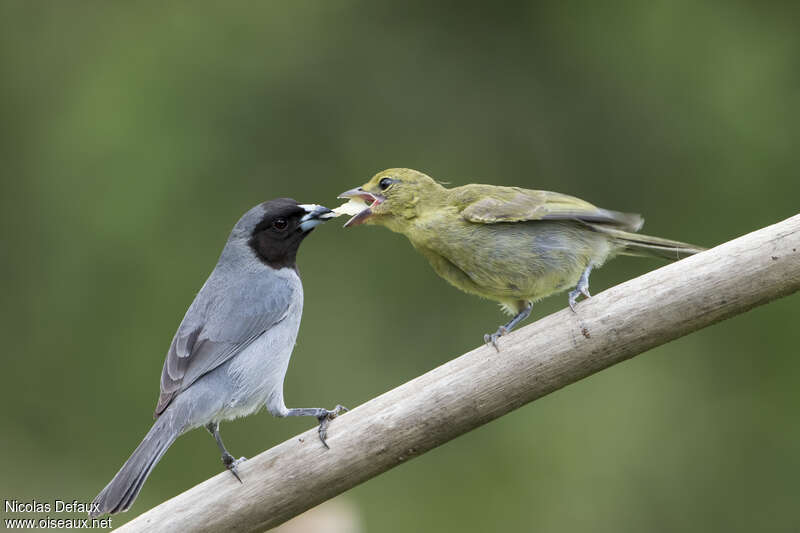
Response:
[589, 224, 706, 261]
[90, 414, 180, 517]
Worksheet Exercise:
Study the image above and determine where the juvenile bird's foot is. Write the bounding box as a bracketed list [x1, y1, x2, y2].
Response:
[568, 287, 591, 312]
[222, 453, 247, 483]
[317, 405, 348, 449]
[484, 302, 533, 351]
[568, 265, 594, 312]
[484, 326, 508, 351]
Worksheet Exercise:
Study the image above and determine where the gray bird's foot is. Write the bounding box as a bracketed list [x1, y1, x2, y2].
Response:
[222, 453, 247, 483]
[568, 265, 593, 312]
[484, 326, 508, 352]
[206, 421, 246, 482]
[317, 405, 348, 449]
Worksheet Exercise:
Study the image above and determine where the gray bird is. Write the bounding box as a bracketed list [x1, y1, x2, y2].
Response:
[90, 199, 344, 518]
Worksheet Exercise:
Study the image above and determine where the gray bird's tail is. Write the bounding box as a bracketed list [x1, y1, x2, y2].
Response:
[90, 414, 180, 518]
[589, 224, 706, 261]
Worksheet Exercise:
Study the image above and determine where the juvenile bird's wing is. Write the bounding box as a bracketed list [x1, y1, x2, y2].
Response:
[458, 185, 643, 231]
[154, 271, 296, 417]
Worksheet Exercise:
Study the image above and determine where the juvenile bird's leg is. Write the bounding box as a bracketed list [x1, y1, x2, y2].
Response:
[281, 405, 349, 449]
[568, 264, 594, 312]
[484, 302, 533, 351]
[205, 422, 246, 483]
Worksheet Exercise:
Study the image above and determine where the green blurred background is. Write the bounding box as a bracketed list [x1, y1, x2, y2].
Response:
[1, 1, 798, 531]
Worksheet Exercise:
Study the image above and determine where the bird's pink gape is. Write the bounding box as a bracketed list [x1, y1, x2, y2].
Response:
[337, 188, 385, 227]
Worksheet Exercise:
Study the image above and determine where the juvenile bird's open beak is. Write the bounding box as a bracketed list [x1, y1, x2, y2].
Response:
[337, 188, 385, 227]
[298, 204, 334, 232]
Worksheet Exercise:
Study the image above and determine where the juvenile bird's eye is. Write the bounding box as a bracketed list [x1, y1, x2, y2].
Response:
[379, 177, 394, 190]
[272, 217, 288, 230]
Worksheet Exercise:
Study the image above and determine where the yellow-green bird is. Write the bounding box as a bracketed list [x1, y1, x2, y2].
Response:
[337, 168, 705, 349]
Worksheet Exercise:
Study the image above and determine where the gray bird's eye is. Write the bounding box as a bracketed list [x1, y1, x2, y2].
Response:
[379, 177, 394, 190]
[272, 217, 288, 230]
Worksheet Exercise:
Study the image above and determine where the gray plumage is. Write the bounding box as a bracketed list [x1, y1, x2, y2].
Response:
[91, 199, 342, 518]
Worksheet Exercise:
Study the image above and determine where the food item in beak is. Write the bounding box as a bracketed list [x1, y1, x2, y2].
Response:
[331, 198, 370, 217]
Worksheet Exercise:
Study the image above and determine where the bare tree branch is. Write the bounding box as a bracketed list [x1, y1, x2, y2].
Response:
[116, 214, 800, 533]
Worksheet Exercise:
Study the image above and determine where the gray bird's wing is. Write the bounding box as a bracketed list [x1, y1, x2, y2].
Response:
[154, 271, 296, 417]
[457, 185, 643, 231]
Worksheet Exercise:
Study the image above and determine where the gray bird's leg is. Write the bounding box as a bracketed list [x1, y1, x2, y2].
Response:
[568, 264, 594, 312]
[280, 406, 349, 449]
[205, 422, 246, 483]
[484, 302, 533, 351]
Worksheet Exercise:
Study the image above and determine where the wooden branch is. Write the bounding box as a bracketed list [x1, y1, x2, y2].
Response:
[117, 215, 800, 533]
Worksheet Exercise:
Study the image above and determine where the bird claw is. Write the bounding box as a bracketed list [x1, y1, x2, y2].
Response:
[568, 290, 579, 312]
[484, 326, 507, 351]
[569, 265, 593, 312]
[568, 288, 591, 312]
[484, 333, 500, 351]
[222, 454, 247, 483]
[317, 405, 348, 449]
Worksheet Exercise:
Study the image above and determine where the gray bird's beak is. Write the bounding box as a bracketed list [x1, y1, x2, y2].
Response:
[298, 204, 334, 232]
